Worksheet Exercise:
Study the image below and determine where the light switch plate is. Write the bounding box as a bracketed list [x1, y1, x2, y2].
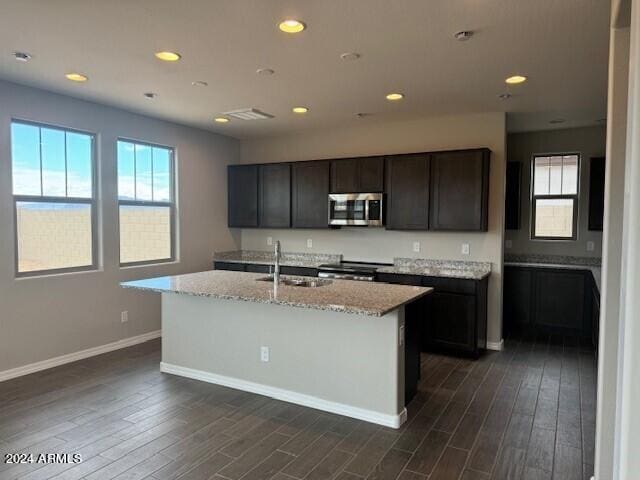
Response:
[267, 237, 273, 246]
[121, 311, 128, 323]
[413, 242, 420, 253]
[587, 241, 595, 251]
[260, 346, 269, 362]
[462, 243, 470, 255]
[307, 239, 313, 248]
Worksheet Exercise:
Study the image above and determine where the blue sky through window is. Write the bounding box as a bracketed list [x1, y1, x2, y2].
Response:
[11, 122, 93, 198]
[117, 140, 172, 202]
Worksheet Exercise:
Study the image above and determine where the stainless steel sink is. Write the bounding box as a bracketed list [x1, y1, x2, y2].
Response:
[256, 276, 332, 287]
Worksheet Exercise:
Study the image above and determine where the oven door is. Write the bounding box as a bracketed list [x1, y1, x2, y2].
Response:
[328, 193, 383, 226]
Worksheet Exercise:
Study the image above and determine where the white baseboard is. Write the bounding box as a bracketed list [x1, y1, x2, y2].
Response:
[486, 339, 504, 351]
[0, 330, 161, 383]
[160, 362, 407, 429]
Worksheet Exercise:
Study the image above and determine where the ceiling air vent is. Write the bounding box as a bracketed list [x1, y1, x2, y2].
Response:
[223, 108, 274, 120]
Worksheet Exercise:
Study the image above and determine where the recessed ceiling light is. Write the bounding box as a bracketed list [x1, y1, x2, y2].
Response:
[292, 106, 309, 114]
[192, 81, 208, 87]
[143, 92, 157, 99]
[278, 19, 306, 33]
[65, 73, 88, 82]
[505, 75, 527, 85]
[214, 117, 230, 123]
[549, 118, 565, 124]
[155, 51, 181, 62]
[454, 31, 474, 41]
[256, 68, 275, 76]
[13, 51, 32, 62]
[498, 93, 512, 100]
[340, 52, 361, 61]
[386, 93, 404, 101]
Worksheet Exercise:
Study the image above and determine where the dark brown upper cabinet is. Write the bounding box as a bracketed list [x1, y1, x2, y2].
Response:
[505, 161, 522, 230]
[588, 157, 605, 231]
[259, 163, 291, 228]
[385, 153, 431, 230]
[292, 161, 330, 228]
[429, 149, 490, 231]
[228, 164, 259, 227]
[330, 156, 384, 193]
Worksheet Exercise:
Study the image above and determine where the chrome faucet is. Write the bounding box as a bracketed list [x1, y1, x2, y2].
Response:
[273, 241, 281, 285]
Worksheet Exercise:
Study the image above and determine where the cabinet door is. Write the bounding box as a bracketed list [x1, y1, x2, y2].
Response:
[330, 158, 359, 193]
[429, 149, 490, 231]
[385, 153, 430, 230]
[259, 163, 291, 228]
[503, 266, 532, 334]
[505, 162, 522, 230]
[228, 165, 258, 227]
[534, 270, 585, 331]
[424, 292, 476, 353]
[292, 161, 330, 228]
[588, 157, 605, 231]
[359, 157, 385, 192]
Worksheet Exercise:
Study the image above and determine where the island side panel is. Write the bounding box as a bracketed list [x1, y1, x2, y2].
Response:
[160, 292, 406, 427]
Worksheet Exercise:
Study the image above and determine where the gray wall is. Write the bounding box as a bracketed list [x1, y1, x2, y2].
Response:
[0, 80, 240, 373]
[239, 112, 507, 346]
[506, 126, 607, 257]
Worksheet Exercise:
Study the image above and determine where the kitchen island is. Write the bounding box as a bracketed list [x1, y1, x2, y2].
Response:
[122, 270, 432, 428]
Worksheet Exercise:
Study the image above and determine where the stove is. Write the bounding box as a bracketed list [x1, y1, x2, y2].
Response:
[317, 261, 391, 282]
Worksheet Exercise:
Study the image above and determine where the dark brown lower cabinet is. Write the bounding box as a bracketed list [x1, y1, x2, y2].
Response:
[213, 262, 318, 277]
[504, 266, 595, 337]
[376, 272, 488, 357]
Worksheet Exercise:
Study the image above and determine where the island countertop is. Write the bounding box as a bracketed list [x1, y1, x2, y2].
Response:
[122, 270, 432, 317]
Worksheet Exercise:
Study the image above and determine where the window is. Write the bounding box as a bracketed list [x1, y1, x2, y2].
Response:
[11, 121, 97, 276]
[531, 154, 580, 240]
[117, 139, 175, 265]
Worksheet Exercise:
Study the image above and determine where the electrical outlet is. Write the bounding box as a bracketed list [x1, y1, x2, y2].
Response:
[260, 346, 270, 362]
[461, 243, 470, 255]
[307, 239, 313, 249]
[413, 241, 420, 253]
[505, 239, 513, 249]
[121, 311, 128, 323]
[587, 241, 595, 252]
[267, 237, 273, 246]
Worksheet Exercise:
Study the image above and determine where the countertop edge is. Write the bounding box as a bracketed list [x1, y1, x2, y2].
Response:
[121, 283, 434, 317]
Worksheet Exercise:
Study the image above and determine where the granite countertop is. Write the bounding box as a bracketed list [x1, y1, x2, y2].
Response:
[378, 258, 492, 280]
[214, 250, 341, 269]
[122, 270, 432, 317]
[504, 254, 602, 293]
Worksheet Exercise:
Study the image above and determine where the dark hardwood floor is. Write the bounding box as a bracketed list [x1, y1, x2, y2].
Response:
[0, 333, 596, 480]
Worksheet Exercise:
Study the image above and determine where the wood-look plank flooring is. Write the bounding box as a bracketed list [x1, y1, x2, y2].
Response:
[0, 333, 596, 480]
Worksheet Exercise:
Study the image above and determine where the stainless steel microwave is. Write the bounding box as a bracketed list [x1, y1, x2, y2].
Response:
[328, 193, 384, 226]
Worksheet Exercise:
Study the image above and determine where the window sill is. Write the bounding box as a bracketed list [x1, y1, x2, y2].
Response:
[120, 259, 179, 270]
[15, 267, 102, 281]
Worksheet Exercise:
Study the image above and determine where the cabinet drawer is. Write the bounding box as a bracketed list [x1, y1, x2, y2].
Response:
[245, 263, 272, 274]
[421, 276, 476, 295]
[213, 261, 246, 272]
[376, 272, 422, 285]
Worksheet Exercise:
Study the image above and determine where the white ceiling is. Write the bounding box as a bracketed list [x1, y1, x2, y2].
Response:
[0, 0, 610, 139]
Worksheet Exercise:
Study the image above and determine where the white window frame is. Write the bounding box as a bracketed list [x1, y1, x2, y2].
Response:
[530, 152, 581, 241]
[117, 138, 176, 267]
[11, 119, 98, 278]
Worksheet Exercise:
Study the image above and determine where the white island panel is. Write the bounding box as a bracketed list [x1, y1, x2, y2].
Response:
[160, 292, 406, 427]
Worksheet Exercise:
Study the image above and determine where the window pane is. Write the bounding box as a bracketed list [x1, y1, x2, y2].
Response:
[117, 141, 135, 200]
[135, 144, 152, 201]
[548, 156, 563, 194]
[534, 157, 550, 195]
[562, 155, 579, 194]
[152, 147, 171, 202]
[66, 132, 93, 198]
[11, 123, 41, 195]
[534, 198, 574, 238]
[119, 205, 171, 264]
[41, 128, 66, 197]
[16, 201, 93, 273]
